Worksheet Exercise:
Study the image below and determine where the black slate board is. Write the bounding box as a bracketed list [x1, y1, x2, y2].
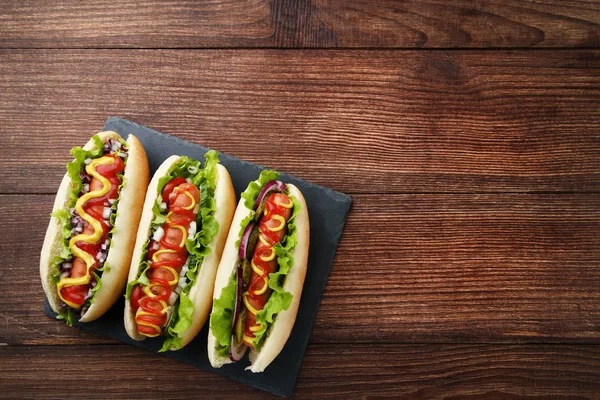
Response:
[44, 117, 352, 397]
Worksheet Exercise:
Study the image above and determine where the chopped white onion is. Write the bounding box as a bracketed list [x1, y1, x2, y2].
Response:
[178, 276, 187, 288]
[152, 226, 165, 242]
[179, 266, 189, 278]
[62, 262, 73, 270]
[85, 289, 93, 300]
[101, 243, 107, 250]
[185, 178, 192, 183]
[60, 271, 70, 279]
[166, 306, 174, 322]
[188, 221, 197, 238]
[175, 286, 182, 294]
[159, 202, 167, 211]
[117, 152, 127, 158]
[108, 198, 115, 205]
[74, 226, 83, 233]
[169, 291, 179, 305]
[103, 207, 112, 220]
[96, 251, 103, 260]
[84, 158, 92, 165]
[83, 183, 90, 192]
[152, 242, 160, 250]
[193, 204, 199, 215]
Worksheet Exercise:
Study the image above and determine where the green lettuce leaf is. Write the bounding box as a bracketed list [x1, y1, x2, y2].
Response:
[49, 209, 74, 283]
[56, 308, 77, 326]
[66, 135, 104, 203]
[171, 292, 194, 334]
[210, 273, 237, 358]
[159, 291, 192, 352]
[240, 170, 279, 210]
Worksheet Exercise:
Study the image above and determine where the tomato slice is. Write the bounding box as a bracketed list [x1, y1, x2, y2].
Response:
[95, 154, 125, 176]
[61, 285, 87, 307]
[162, 177, 187, 203]
[130, 285, 144, 312]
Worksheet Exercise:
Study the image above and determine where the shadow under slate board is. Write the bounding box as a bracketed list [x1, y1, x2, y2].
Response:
[44, 116, 352, 397]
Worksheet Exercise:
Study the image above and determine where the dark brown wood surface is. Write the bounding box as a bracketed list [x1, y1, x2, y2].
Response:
[1, 0, 599, 48]
[3, 345, 600, 399]
[1, 50, 599, 194]
[1, 1, 600, 399]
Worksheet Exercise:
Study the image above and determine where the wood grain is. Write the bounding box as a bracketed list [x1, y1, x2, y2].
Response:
[4, 193, 599, 345]
[1, 49, 599, 194]
[1, 1, 599, 48]
[1, 344, 599, 399]
[1, 1, 599, 398]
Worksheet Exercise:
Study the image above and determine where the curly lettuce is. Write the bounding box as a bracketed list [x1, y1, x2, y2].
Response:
[210, 273, 238, 358]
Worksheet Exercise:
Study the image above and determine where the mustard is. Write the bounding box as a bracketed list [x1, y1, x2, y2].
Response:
[266, 215, 286, 232]
[275, 197, 294, 209]
[259, 248, 276, 262]
[250, 260, 269, 295]
[243, 293, 261, 315]
[152, 249, 180, 286]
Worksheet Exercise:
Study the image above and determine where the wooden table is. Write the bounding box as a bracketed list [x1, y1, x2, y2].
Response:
[1, 1, 600, 398]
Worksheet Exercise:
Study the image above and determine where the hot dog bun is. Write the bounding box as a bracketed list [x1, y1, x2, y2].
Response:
[207, 182, 309, 371]
[124, 155, 236, 349]
[40, 131, 150, 322]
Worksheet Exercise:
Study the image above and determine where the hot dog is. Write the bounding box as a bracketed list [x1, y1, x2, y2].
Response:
[208, 170, 310, 372]
[40, 132, 150, 324]
[124, 152, 235, 351]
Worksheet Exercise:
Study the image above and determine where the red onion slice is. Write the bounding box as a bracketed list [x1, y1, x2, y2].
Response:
[254, 180, 286, 210]
[238, 222, 254, 260]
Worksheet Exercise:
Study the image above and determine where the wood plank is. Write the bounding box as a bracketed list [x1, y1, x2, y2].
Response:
[1, 344, 599, 398]
[1, 1, 599, 48]
[1, 49, 599, 194]
[4, 193, 599, 345]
